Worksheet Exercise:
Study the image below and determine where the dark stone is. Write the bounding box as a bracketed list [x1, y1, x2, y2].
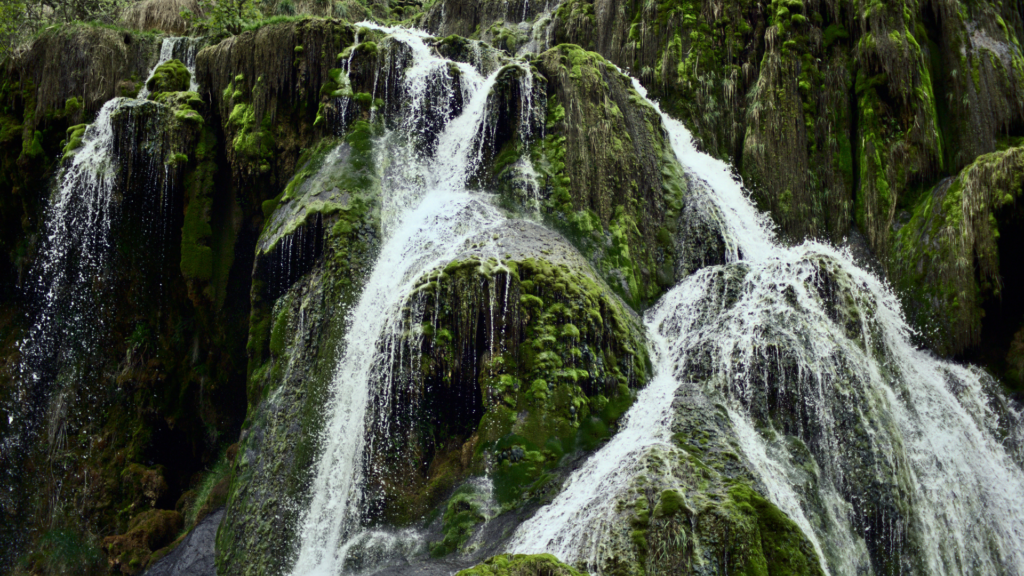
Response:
[144, 509, 226, 576]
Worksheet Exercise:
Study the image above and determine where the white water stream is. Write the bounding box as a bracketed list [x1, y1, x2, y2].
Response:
[509, 73, 1024, 575]
[14, 37, 200, 394]
[288, 25, 533, 576]
[282, 22, 1024, 576]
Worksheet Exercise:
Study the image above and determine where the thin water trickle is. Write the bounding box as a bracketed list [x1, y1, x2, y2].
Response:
[4, 37, 203, 490]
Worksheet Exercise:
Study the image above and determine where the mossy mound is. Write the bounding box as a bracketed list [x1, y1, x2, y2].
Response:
[146, 59, 192, 94]
[61, 123, 88, 161]
[101, 509, 183, 575]
[429, 483, 490, 557]
[362, 224, 650, 528]
[456, 554, 587, 576]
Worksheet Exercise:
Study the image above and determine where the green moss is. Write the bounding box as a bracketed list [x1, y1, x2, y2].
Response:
[723, 483, 823, 575]
[262, 195, 281, 220]
[269, 306, 289, 357]
[61, 123, 88, 161]
[531, 47, 680, 308]
[166, 153, 189, 166]
[429, 489, 486, 557]
[27, 528, 104, 575]
[654, 489, 685, 517]
[455, 554, 585, 576]
[146, 59, 191, 95]
[184, 447, 234, 528]
[63, 96, 83, 117]
[893, 147, 1024, 355]
[21, 129, 44, 160]
[407, 255, 648, 508]
[180, 185, 214, 281]
[226, 75, 276, 174]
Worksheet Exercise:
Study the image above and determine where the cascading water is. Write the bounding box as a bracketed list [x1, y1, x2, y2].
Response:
[288, 25, 535, 576]
[509, 76, 1024, 574]
[139, 36, 202, 99]
[1, 37, 202, 500]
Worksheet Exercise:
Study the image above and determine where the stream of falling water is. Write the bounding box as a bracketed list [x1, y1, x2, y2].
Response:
[509, 77, 1024, 575]
[288, 25, 531, 576]
[4, 38, 200, 454]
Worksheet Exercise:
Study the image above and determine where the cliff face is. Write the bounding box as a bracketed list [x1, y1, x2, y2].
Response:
[0, 1, 1022, 575]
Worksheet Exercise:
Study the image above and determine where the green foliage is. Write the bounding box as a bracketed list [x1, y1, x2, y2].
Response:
[127, 322, 151, 350]
[0, 0, 28, 59]
[429, 488, 486, 557]
[455, 554, 586, 576]
[0, 0, 135, 57]
[183, 0, 262, 39]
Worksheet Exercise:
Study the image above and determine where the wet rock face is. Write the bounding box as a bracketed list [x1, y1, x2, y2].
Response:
[360, 221, 650, 524]
[422, 0, 1024, 356]
[521, 45, 728, 310]
[143, 508, 225, 576]
[892, 147, 1024, 357]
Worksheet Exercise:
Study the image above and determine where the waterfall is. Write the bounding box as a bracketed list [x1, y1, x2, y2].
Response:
[288, 25, 533, 576]
[2, 38, 201, 485]
[139, 36, 202, 99]
[509, 75, 1024, 574]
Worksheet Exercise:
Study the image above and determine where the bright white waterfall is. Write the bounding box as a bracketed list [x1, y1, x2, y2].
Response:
[15, 38, 201, 364]
[138, 36, 202, 99]
[288, 25, 530, 576]
[0, 38, 204, 506]
[510, 74, 1024, 574]
[12, 39, 199, 395]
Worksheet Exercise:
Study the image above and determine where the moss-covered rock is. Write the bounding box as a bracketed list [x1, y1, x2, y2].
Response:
[5, 24, 159, 134]
[196, 18, 384, 191]
[554, 379, 827, 576]
[892, 146, 1024, 355]
[362, 220, 650, 526]
[528, 45, 711, 309]
[146, 59, 192, 94]
[455, 553, 587, 576]
[102, 509, 183, 575]
[429, 484, 489, 557]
